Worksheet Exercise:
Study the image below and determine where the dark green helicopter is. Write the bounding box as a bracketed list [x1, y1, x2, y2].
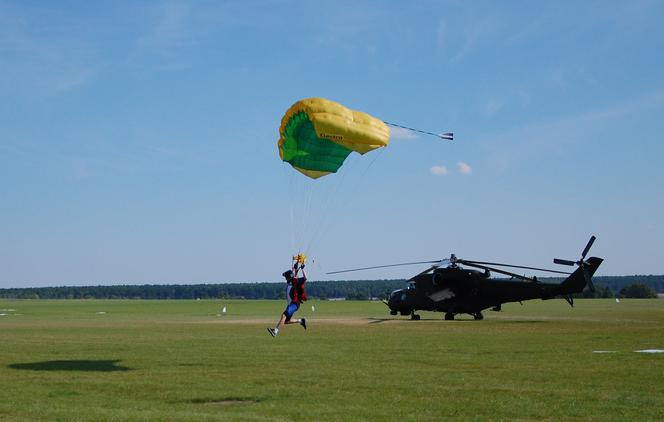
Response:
[328, 236, 603, 320]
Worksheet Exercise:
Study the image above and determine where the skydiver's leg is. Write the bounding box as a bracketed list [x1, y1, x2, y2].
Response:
[285, 303, 305, 328]
[268, 311, 287, 337]
[272, 303, 297, 336]
[283, 302, 301, 324]
[275, 313, 287, 331]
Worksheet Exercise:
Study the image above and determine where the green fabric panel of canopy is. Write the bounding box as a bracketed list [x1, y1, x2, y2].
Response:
[281, 112, 352, 174]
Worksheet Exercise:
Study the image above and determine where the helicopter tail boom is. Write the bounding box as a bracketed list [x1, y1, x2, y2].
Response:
[557, 256, 603, 295]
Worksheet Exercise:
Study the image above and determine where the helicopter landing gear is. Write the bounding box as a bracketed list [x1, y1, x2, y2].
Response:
[410, 312, 421, 320]
[444, 312, 454, 321]
[473, 312, 484, 320]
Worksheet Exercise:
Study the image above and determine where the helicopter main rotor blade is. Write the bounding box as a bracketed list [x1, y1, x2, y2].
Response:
[461, 260, 571, 275]
[458, 261, 536, 282]
[581, 235, 596, 259]
[326, 260, 443, 275]
[407, 265, 439, 281]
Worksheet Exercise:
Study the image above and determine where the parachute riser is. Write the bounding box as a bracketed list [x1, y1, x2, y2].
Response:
[292, 253, 307, 276]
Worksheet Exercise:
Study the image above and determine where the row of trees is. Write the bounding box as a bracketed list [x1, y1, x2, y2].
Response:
[619, 283, 657, 298]
[0, 276, 661, 300]
[0, 280, 404, 300]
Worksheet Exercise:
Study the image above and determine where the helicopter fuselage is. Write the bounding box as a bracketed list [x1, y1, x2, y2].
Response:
[387, 258, 602, 320]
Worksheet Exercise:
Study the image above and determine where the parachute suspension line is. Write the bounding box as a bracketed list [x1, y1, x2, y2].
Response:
[305, 148, 386, 257]
[284, 159, 296, 254]
[303, 156, 352, 256]
[357, 145, 384, 183]
[289, 204, 296, 254]
[333, 147, 384, 211]
[300, 180, 315, 255]
[383, 121, 453, 141]
[293, 174, 318, 258]
[287, 165, 309, 255]
[292, 173, 309, 256]
[301, 175, 332, 256]
[279, 98, 393, 262]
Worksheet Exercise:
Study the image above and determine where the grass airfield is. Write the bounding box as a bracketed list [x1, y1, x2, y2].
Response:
[1, 299, 663, 421]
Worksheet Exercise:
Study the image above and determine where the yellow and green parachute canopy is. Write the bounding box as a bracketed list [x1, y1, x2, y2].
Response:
[278, 98, 390, 179]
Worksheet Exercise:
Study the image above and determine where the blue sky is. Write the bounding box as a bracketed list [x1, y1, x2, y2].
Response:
[1, 1, 663, 287]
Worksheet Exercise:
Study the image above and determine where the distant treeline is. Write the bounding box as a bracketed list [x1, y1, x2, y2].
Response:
[1, 275, 662, 300]
[0, 280, 403, 300]
[592, 276, 664, 294]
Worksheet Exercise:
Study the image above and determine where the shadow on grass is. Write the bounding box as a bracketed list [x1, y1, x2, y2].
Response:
[366, 317, 448, 323]
[367, 316, 551, 323]
[187, 397, 261, 406]
[367, 318, 393, 324]
[8, 360, 131, 372]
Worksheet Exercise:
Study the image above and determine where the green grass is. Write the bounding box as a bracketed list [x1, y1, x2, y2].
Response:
[1, 299, 663, 421]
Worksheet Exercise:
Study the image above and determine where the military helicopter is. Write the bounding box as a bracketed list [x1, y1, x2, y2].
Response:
[328, 236, 603, 320]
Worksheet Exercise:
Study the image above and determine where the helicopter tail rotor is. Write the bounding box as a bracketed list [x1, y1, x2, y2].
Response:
[553, 236, 597, 292]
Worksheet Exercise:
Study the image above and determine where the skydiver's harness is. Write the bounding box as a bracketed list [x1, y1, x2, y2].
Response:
[288, 254, 308, 304]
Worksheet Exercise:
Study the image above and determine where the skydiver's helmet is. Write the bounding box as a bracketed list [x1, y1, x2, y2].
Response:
[282, 270, 293, 282]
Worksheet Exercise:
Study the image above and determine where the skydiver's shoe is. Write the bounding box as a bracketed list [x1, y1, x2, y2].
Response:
[300, 318, 307, 330]
[267, 328, 276, 337]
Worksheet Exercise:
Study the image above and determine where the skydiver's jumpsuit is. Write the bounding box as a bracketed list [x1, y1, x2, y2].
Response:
[282, 270, 307, 322]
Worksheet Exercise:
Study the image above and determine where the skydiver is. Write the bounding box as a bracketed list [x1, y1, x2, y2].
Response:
[267, 261, 308, 337]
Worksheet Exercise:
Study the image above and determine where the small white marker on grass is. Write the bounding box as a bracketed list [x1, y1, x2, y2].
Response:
[311, 305, 315, 312]
[635, 349, 664, 353]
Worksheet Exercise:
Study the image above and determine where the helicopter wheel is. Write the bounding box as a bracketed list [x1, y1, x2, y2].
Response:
[473, 312, 484, 320]
[444, 312, 454, 321]
[411, 313, 421, 321]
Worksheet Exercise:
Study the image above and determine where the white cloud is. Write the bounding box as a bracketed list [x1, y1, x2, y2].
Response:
[389, 126, 418, 141]
[449, 16, 499, 64]
[430, 165, 449, 176]
[457, 162, 472, 174]
[481, 89, 530, 118]
[484, 98, 504, 117]
[482, 89, 664, 170]
[436, 18, 448, 49]
[0, 4, 97, 97]
[136, 2, 192, 50]
[313, 6, 385, 52]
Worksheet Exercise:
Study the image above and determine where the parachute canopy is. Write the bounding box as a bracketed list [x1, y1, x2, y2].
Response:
[278, 98, 390, 179]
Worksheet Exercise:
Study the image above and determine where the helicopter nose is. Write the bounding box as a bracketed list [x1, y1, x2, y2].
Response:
[387, 291, 402, 309]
